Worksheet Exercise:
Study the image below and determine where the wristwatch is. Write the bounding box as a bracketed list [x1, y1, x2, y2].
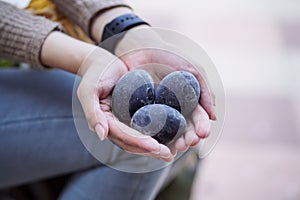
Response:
[99, 13, 149, 53]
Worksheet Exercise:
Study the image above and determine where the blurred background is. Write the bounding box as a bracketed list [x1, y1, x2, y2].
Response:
[129, 0, 300, 199]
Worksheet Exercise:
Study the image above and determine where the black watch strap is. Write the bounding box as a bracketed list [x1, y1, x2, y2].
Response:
[101, 13, 149, 42]
[99, 14, 149, 53]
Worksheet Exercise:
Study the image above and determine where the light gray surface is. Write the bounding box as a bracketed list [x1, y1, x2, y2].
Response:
[129, 0, 300, 199]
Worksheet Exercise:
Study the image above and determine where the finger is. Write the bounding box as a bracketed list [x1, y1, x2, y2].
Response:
[196, 74, 217, 120]
[168, 143, 178, 156]
[191, 105, 211, 139]
[136, 144, 174, 162]
[184, 120, 197, 147]
[108, 118, 174, 159]
[99, 96, 112, 112]
[110, 133, 174, 162]
[110, 137, 153, 154]
[77, 83, 108, 139]
[174, 136, 188, 152]
[183, 62, 216, 121]
[191, 135, 200, 146]
[200, 90, 216, 120]
[158, 154, 174, 162]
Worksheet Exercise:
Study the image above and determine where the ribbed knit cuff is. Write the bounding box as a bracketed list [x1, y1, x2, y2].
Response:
[0, 2, 63, 70]
[51, 0, 131, 39]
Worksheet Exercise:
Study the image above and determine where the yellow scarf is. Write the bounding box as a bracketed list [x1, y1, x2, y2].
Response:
[25, 0, 93, 43]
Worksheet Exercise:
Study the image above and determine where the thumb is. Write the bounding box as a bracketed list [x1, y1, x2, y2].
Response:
[192, 105, 211, 139]
[77, 84, 108, 140]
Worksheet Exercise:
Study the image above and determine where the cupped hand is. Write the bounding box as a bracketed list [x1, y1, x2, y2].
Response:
[77, 47, 173, 162]
[115, 29, 216, 154]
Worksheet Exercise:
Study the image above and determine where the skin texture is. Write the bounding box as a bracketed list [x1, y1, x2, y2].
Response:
[40, 7, 215, 162]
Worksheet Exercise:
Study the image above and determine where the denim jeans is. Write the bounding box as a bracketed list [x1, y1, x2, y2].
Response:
[0, 69, 185, 200]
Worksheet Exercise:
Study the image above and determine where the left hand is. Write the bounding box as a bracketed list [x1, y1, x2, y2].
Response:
[115, 28, 216, 155]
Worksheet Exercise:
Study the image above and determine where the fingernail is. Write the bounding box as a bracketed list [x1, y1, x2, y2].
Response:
[211, 108, 217, 120]
[151, 150, 160, 155]
[95, 124, 106, 141]
[159, 145, 172, 158]
[172, 151, 177, 157]
[161, 155, 174, 162]
[161, 154, 172, 159]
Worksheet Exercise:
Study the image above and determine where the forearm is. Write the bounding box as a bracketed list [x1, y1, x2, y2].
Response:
[40, 31, 96, 74]
[40, 31, 118, 76]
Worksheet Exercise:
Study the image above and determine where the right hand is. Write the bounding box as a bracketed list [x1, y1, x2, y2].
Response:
[114, 28, 215, 155]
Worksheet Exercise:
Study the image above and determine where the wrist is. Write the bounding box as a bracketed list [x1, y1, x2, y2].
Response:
[91, 7, 132, 43]
[114, 26, 165, 57]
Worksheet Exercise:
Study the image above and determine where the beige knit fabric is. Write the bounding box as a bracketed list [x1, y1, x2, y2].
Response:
[0, 0, 130, 69]
[0, 2, 62, 69]
[51, 0, 131, 38]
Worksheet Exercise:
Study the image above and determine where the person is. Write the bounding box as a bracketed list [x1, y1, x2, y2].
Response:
[0, 0, 216, 199]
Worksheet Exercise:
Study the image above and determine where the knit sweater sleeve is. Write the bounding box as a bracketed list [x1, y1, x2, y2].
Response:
[0, 2, 62, 69]
[50, 0, 131, 39]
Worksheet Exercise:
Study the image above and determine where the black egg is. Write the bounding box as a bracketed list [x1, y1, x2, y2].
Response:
[112, 70, 155, 124]
[131, 104, 186, 145]
[155, 71, 200, 116]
